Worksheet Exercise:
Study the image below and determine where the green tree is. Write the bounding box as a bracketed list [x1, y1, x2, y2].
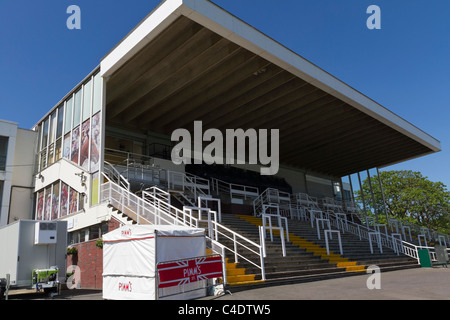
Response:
[356, 170, 450, 234]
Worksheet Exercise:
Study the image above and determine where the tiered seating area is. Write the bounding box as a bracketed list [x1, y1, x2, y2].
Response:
[218, 214, 419, 291]
[103, 156, 449, 290]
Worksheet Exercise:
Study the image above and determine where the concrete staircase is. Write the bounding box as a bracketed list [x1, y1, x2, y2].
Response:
[218, 213, 420, 292]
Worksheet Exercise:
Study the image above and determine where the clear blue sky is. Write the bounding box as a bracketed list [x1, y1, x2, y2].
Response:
[1, 0, 449, 188]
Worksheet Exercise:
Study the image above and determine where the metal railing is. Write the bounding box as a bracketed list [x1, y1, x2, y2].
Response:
[211, 177, 260, 201]
[101, 177, 187, 226]
[167, 171, 210, 206]
[104, 161, 130, 191]
[208, 219, 266, 280]
[100, 175, 266, 283]
[300, 207, 448, 262]
[253, 188, 291, 216]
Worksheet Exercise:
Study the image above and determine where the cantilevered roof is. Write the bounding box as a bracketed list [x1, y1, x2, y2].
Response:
[100, 0, 441, 177]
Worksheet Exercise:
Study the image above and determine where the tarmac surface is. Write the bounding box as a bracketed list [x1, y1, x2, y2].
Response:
[211, 267, 450, 300]
[5, 267, 450, 301]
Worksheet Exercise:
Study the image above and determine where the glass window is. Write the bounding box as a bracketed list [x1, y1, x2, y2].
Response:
[79, 192, 85, 211]
[69, 231, 79, 245]
[64, 97, 73, 134]
[80, 229, 86, 243]
[89, 225, 100, 240]
[56, 105, 64, 139]
[73, 89, 82, 128]
[37, 123, 42, 154]
[0, 180, 3, 209]
[47, 143, 54, 166]
[82, 79, 92, 122]
[0, 136, 8, 171]
[40, 149, 47, 171]
[42, 118, 49, 149]
[55, 139, 62, 162]
[49, 112, 57, 144]
[92, 72, 102, 114]
[101, 222, 108, 237]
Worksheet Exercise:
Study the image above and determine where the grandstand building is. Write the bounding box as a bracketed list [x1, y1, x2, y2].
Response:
[4, 0, 444, 290]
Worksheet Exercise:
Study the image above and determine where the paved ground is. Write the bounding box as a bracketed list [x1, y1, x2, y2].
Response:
[209, 267, 450, 300]
[5, 267, 450, 300]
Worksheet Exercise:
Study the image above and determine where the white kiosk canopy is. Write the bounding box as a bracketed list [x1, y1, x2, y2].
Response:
[102, 224, 206, 300]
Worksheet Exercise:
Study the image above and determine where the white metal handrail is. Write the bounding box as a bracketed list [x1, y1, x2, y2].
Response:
[211, 177, 260, 201]
[208, 219, 266, 280]
[101, 179, 188, 227]
[311, 209, 443, 262]
[143, 186, 171, 206]
[253, 188, 291, 216]
[167, 171, 210, 206]
[293, 193, 320, 210]
[261, 204, 290, 241]
[104, 161, 130, 191]
[198, 196, 222, 223]
[101, 176, 266, 283]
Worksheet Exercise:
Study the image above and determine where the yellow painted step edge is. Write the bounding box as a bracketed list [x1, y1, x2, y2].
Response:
[227, 280, 265, 286]
[237, 214, 366, 274]
[227, 274, 257, 283]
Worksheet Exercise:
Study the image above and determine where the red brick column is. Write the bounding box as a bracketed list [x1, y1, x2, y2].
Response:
[66, 218, 122, 289]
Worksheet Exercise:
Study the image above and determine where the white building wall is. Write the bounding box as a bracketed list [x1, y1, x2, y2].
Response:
[0, 120, 18, 226]
[8, 128, 38, 223]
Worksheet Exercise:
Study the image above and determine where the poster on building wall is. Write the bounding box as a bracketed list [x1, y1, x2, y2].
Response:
[69, 188, 78, 214]
[51, 182, 60, 220]
[60, 182, 68, 217]
[44, 187, 52, 220]
[90, 112, 101, 172]
[80, 119, 90, 170]
[71, 126, 80, 165]
[36, 191, 44, 220]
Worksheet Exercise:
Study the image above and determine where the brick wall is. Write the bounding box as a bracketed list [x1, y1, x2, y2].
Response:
[66, 218, 122, 290]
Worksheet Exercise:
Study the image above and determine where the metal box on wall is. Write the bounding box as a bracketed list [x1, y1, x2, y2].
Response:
[34, 221, 57, 245]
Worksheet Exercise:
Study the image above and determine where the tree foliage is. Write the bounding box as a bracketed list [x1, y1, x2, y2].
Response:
[356, 170, 450, 234]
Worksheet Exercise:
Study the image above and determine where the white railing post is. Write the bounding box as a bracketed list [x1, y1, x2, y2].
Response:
[208, 218, 214, 240]
[258, 226, 266, 280]
[391, 233, 402, 255]
[402, 226, 412, 242]
[418, 234, 428, 247]
[221, 245, 227, 285]
[137, 198, 140, 225]
[259, 226, 267, 259]
[280, 227, 286, 257]
[368, 232, 383, 254]
[324, 230, 343, 256]
[315, 218, 330, 240]
[108, 182, 112, 203]
[233, 233, 238, 263]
